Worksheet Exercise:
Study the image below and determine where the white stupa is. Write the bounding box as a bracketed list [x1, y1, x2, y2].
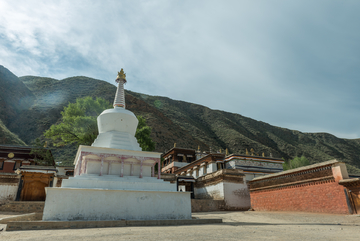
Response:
[91, 70, 141, 151]
[42, 69, 191, 221]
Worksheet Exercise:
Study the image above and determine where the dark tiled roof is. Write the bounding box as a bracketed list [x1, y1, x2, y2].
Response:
[250, 159, 339, 182]
[19, 165, 57, 172]
[225, 153, 283, 162]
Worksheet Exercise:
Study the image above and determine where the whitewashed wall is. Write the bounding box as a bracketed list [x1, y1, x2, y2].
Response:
[194, 181, 251, 210]
[223, 182, 250, 209]
[0, 185, 18, 202]
[194, 182, 224, 200]
[43, 188, 191, 221]
[207, 162, 217, 174]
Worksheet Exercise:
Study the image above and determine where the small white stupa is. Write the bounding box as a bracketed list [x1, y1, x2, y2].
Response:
[91, 70, 141, 151]
[42, 69, 191, 221]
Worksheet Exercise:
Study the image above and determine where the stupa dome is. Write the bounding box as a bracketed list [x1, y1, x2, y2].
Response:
[91, 70, 141, 151]
[97, 107, 138, 136]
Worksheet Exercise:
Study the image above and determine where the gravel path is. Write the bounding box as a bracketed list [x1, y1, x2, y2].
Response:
[1, 211, 359, 241]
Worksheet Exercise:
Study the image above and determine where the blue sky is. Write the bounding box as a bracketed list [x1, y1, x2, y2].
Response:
[0, 0, 359, 138]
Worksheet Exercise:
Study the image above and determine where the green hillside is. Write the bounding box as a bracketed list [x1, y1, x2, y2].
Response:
[0, 65, 35, 127]
[0, 119, 26, 145]
[0, 66, 359, 172]
[129, 92, 360, 173]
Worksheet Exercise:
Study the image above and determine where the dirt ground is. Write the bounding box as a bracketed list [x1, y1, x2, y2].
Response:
[1, 211, 359, 241]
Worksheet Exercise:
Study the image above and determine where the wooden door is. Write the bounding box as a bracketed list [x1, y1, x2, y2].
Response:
[350, 191, 360, 214]
[20, 173, 52, 201]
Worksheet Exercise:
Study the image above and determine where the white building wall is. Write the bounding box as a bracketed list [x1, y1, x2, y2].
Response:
[190, 171, 194, 177]
[43, 188, 191, 221]
[53, 177, 58, 187]
[57, 167, 66, 176]
[204, 165, 208, 175]
[207, 162, 217, 173]
[194, 180, 251, 210]
[223, 181, 250, 209]
[194, 182, 224, 200]
[0, 185, 18, 202]
[193, 169, 199, 178]
[200, 165, 207, 177]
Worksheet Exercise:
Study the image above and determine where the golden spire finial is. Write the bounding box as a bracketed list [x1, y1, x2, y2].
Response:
[262, 152, 265, 157]
[116, 68, 127, 83]
[250, 148, 254, 156]
[225, 148, 229, 156]
[174, 143, 176, 148]
[246, 148, 249, 155]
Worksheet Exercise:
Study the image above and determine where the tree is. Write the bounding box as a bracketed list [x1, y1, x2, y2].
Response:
[44, 96, 112, 146]
[30, 138, 54, 166]
[135, 116, 156, 151]
[283, 156, 310, 170]
[44, 96, 155, 151]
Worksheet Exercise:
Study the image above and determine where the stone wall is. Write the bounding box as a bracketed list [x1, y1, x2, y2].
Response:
[0, 212, 42, 224]
[191, 199, 226, 212]
[249, 160, 351, 214]
[0, 201, 45, 213]
[0, 174, 20, 202]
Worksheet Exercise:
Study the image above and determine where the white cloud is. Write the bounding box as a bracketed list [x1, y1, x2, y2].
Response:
[0, 0, 359, 138]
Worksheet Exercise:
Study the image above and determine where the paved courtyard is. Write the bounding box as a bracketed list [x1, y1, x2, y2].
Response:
[1, 211, 359, 241]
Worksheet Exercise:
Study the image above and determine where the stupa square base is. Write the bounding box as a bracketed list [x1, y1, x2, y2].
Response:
[42, 187, 191, 221]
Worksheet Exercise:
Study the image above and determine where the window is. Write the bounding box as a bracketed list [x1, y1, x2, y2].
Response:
[13, 161, 21, 170]
[65, 171, 74, 176]
[0, 161, 3, 170]
[187, 157, 192, 163]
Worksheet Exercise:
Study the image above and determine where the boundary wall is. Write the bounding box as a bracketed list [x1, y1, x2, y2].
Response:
[0, 173, 20, 202]
[249, 160, 351, 214]
[194, 169, 251, 211]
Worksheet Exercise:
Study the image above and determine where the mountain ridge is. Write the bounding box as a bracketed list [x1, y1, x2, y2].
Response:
[0, 66, 359, 173]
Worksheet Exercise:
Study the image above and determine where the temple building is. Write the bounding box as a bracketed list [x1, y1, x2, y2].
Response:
[224, 154, 284, 181]
[162, 147, 196, 174]
[167, 146, 284, 181]
[164, 147, 283, 211]
[0, 145, 38, 173]
[174, 152, 225, 178]
[0, 145, 58, 202]
[42, 69, 191, 221]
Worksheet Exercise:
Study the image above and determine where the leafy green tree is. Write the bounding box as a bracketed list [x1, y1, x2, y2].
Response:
[44, 96, 111, 146]
[283, 156, 310, 170]
[135, 116, 156, 151]
[30, 138, 54, 166]
[44, 96, 156, 151]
